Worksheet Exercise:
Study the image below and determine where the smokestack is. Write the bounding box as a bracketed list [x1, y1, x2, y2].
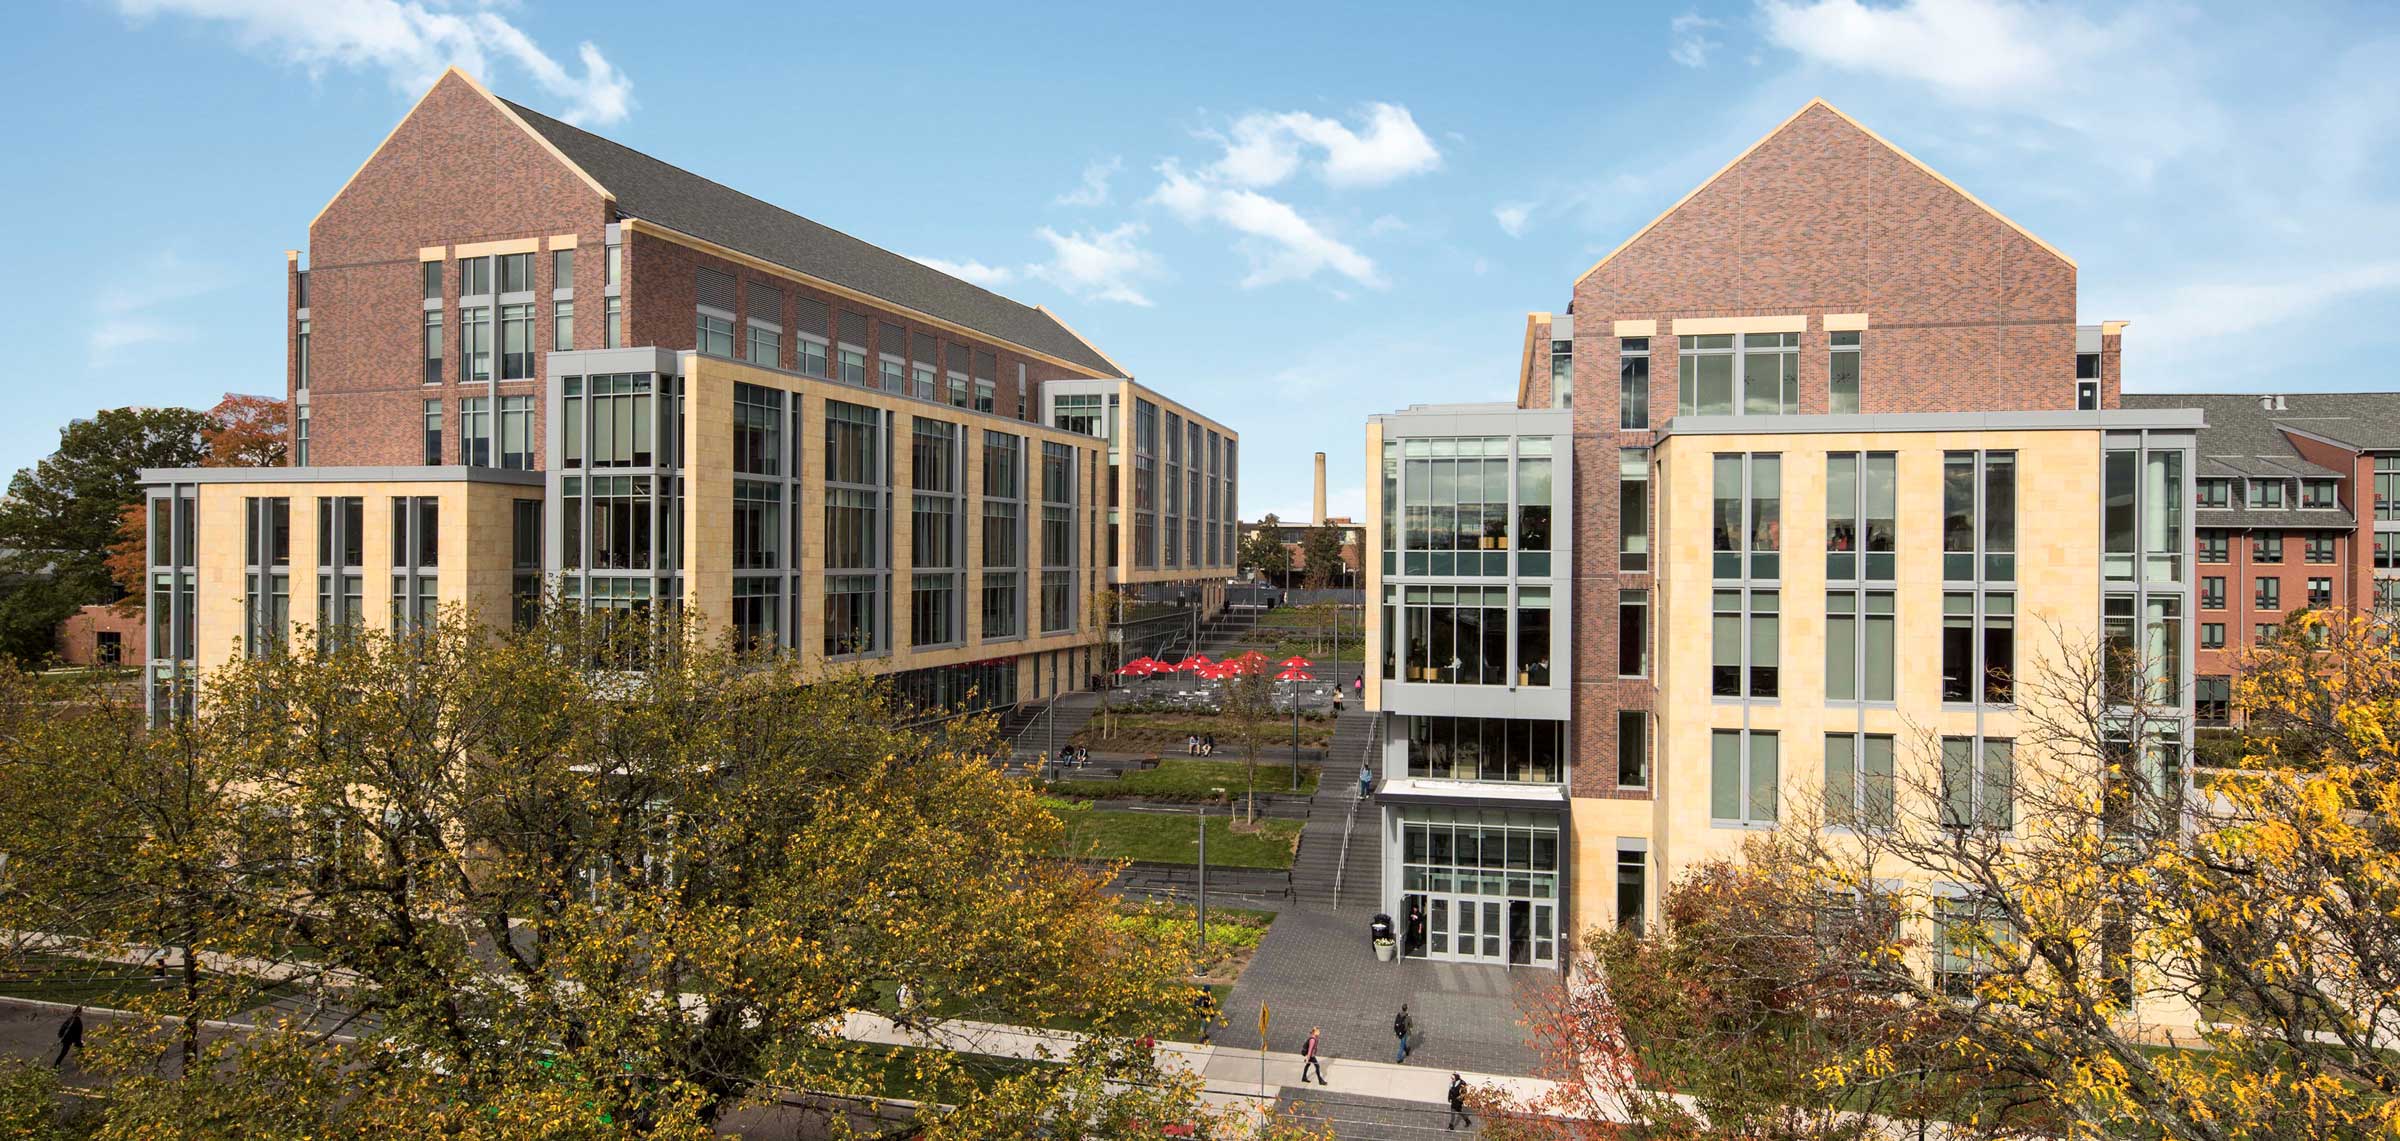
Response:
[1313, 452, 1328, 525]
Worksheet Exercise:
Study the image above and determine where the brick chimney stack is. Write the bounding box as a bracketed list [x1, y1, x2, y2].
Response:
[1313, 452, 1328, 525]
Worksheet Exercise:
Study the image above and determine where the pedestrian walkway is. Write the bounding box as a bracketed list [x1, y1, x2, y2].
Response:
[836, 1009, 1562, 1122]
[1223, 907, 1543, 1075]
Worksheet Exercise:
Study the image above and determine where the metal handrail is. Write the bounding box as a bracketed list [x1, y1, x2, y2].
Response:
[1329, 709, 1383, 913]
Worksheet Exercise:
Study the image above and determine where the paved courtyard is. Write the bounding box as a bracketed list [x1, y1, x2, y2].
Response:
[1223, 906, 1545, 1076]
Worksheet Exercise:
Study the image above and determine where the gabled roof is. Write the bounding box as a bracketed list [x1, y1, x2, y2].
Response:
[495, 97, 1121, 377]
[2123, 391, 2400, 467]
[1575, 99, 2073, 287]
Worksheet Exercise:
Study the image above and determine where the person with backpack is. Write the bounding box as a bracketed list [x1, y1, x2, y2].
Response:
[1299, 1025, 1327, 1085]
[1393, 1003, 1413, 1063]
[1446, 1073, 1472, 1130]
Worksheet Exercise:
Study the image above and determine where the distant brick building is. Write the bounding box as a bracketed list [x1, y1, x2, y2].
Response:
[1240, 516, 1363, 588]
[2121, 392, 2400, 725]
[56, 605, 143, 667]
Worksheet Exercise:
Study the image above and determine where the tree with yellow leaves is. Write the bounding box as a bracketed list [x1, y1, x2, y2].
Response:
[2, 610, 1328, 1138]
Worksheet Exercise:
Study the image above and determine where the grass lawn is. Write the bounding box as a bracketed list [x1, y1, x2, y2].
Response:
[1052, 805, 1303, 870]
[0, 952, 299, 1010]
[1079, 711, 1335, 751]
[1048, 758, 1320, 800]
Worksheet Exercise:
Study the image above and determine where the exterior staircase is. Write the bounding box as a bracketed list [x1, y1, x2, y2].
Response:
[997, 691, 1100, 772]
[1288, 705, 1385, 914]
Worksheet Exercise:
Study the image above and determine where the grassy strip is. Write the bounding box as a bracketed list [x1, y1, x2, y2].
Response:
[1048, 758, 1320, 800]
[1051, 806, 1302, 870]
[0, 951, 300, 1009]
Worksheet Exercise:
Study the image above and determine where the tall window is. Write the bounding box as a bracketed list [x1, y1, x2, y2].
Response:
[1941, 737, 2015, 831]
[498, 252, 533, 294]
[1617, 589, 1647, 678]
[1829, 331, 1861, 414]
[390, 496, 439, 635]
[1550, 336, 1572, 410]
[1620, 448, 1649, 572]
[604, 297, 623, 349]
[552, 248, 574, 293]
[1041, 441, 1077, 634]
[697, 268, 736, 357]
[1518, 586, 1552, 685]
[511, 499, 541, 630]
[2377, 457, 2400, 522]
[1618, 338, 1648, 428]
[733, 482, 780, 571]
[1133, 399, 1159, 568]
[1518, 438, 1552, 577]
[295, 409, 309, 466]
[1942, 591, 2015, 705]
[423, 312, 443, 384]
[1617, 849, 1647, 934]
[499, 396, 534, 470]
[242, 497, 291, 658]
[421, 400, 442, 465]
[1710, 729, 1778, 827]
[837, 311, 868, 384]
[460, 397, 492, 467]
[553, 299, 574, 351]
[1825, 590, 1896, 703]
[1944, 451, 2017, 582]
[500, 303, 534, 379]
[1679, 332, 1797, 416]
[1825, 733, 1895, 831]
[1391, 585, 1509, 685]
[295, 318, 311, 391]
[732, 576, 779, 651]
[911, 418, 963, 648]
[423, 261, 442, 301]
[463, 305, 492, 381]
[315, 496, 364, 651]
[794, 298, 829, 377]
[1617, 711, 1648, 789]
[1826, 452, 1896, 580]
[1712, 453, 1780, 580]
[1711, 588, 1777, 699]
[824, 400, 887, 656]
[982, 431, 1025, 640]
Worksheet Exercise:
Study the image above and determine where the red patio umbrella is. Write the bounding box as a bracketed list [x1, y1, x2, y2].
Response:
[1176, 654, 1214, 671]
[1275, 668, 1316, 682]
[1278, 655, 1314, 669]
[1116, 658, 1161, 677]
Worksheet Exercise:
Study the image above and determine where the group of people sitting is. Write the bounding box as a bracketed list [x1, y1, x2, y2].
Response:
[1185, 734, 1217, 756]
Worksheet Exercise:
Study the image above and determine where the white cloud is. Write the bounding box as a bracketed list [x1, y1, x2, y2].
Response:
[1055, 157, 1122, 207]
[1209, 103, 1442, 189]
[112, 0, 634, 125]
[1493, 202, 1532, 237]
[2137, 262, 2400, 351]
[90, 250, 230, 368]
[910, 256, 1016, 288]
[1670, 12, 1724, 68]
[1028, 224, 1159, 307]
[1756, 0, 2216, 177]
[1153, 162, 1383, 290]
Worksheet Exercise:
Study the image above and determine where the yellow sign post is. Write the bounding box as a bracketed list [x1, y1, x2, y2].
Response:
[1257, 1002, 1271, 1091]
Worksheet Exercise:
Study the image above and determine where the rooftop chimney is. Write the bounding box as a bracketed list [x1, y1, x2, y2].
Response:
[1313, 453, 1328, 526]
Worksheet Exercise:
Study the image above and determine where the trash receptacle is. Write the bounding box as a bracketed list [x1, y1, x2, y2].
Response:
[1370, 913, 1397, 962]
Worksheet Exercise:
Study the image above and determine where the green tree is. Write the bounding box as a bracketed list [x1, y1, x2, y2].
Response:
[0, 407, 210, 661]
[1300, 521, 1346, 588]
[1220, 666, 1276, 825]
[10, 610, 1277, 1135]
[1239, 515, 1290, 582]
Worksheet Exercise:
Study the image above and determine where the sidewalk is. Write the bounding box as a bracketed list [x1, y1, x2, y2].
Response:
[838, 1011, 1569, 1117]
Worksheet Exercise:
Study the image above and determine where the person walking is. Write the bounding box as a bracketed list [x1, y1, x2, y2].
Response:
[52, 1006, 84, 1068]
[1299, 1025, 1327, 1085]
[1359, 764, 1373, 799]
[1392, 1003, 1413, 1063]
[1446, 1073, 1472, 1130]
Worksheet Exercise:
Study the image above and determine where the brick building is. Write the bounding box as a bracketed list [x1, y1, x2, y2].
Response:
[1364, 101, 2196, 979]
[144, 70, 1233, 721]
[55, 604, 143, 668]
[2120, 391, 2400, 724]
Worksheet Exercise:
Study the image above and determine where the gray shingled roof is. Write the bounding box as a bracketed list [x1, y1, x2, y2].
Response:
[500, 99, 1122, 377]
[2196, 507, 2355, 531]
[2124, 391, 2400, 459]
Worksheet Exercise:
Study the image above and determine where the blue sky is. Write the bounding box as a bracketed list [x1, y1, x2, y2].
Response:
[4, 1, 2397, 520]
